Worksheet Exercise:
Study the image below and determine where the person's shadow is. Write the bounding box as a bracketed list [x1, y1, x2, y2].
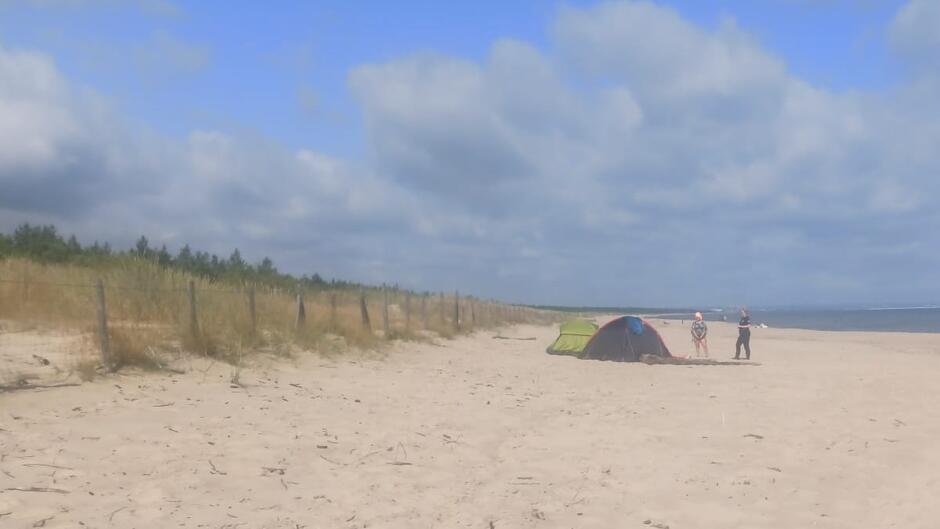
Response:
[640, 355, 761, 366]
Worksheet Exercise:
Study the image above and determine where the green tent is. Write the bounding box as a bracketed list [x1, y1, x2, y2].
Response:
[546, 319, 598, 356]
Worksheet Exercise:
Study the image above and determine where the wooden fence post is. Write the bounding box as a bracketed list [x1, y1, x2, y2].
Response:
[359, 288, 371, 330]
[330, 292, 337, 329]
[248, 285, 257, 339]
[22, 265, 30, 304]
[187, 280, 199, 338]
[421, 294, 428, 329]
[454, 290, 460, 332]
[439, 292, 445, 325]
[296, 290, 306, 332]
[405, 292, 412, 330]
[382, 284, 390, 336]
[94, 279, 113, 370]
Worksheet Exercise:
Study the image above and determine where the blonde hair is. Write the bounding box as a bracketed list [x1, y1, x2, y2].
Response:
[694, 312, 703, 320]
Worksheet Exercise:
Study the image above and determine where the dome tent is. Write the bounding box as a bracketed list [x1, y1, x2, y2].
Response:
[581, 316, 671, 362]
[546, 319, 598, 356]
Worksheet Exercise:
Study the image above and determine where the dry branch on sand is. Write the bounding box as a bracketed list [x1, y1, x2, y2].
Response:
[3, 487, 70, 494]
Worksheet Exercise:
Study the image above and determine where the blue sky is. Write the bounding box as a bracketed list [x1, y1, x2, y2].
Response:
[1, 0, 939, 307]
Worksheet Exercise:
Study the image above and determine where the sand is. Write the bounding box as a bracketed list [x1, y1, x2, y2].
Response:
[1, 318, 939, 528]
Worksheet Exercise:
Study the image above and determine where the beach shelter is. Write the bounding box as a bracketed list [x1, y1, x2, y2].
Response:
[546, 319, 598, 356]
[581, 316, 671, 362]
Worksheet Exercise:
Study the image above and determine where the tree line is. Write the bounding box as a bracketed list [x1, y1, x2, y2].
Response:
[0, 223, 364, 291]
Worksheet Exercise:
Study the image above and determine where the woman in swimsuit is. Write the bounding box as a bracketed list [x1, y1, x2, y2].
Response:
[690, 312, 708, 358]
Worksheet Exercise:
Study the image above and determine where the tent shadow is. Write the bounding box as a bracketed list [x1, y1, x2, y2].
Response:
[640, 355, 761, 367]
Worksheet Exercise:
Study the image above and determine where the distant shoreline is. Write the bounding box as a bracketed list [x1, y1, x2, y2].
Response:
[657, 308, 940, 334]
[525, 305, 695, 315]
[531, 306, 940, 334]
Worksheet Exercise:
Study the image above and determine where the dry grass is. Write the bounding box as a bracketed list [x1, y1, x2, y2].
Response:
[73, 358, 98, 382]
[0, 257, 555, 371]
[108, 326, 171, 370]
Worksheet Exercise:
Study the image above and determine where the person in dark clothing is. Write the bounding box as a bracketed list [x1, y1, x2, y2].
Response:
[735, 309, 751, 360]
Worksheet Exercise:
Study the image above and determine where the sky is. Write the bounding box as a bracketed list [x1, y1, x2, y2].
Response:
[1, 0, 939, 308]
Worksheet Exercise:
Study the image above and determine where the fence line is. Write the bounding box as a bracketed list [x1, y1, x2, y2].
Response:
[0, 267, 554, 371]
[0, 277, 95, 288]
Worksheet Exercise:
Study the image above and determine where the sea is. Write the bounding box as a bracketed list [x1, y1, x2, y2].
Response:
[659, 307, 940, 334]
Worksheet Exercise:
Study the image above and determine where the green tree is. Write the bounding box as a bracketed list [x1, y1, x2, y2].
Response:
[157, 244, 172, 266]
[0, 233, 11, 257]
[176, 244, 193, 270]
[134, 236, 152, 259]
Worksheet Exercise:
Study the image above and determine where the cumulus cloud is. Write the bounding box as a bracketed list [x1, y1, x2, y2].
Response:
[555, 1, 788, 105]
[0, 43, 429, 284]
[0, 44, 172, 216]
[350, 44, 539, 202]
[4, 1, 940, 305]
[348, 0, 940, 304]
[889, 0, 940, 74]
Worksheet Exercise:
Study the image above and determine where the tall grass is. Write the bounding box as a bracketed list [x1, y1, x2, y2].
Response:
[0, 257, 556, 369]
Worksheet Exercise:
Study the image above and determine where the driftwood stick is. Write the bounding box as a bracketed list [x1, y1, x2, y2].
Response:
[319, 454, 345, 466]
[22, 463, 73, 470]
[208, 460, 227, 475]
[3, 487, 70, 494]
[108, 506, 127, 522]
[0, 382, 81, 393]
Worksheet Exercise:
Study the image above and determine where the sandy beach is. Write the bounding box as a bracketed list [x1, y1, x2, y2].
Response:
[2, 318, 939, 528]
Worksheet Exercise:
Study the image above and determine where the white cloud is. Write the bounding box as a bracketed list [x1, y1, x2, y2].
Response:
[889, 0, 940, 73]
[0, 46, 75, 170]
[346, 0, 940, 304]
[554, 2, 787, 103]
[0, 42, 423, 281]
[0, 44, 173, 216]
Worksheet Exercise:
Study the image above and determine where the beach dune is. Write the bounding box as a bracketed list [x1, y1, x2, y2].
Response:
[1, 319, 939, 528]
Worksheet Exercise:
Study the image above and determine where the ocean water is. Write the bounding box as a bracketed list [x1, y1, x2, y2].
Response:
[661, 308, 940, 334]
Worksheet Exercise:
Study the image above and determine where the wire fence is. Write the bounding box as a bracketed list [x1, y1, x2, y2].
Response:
[0, 258, 549, 388]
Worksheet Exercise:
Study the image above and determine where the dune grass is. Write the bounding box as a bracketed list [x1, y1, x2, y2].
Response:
[0, 257, 556, 374]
